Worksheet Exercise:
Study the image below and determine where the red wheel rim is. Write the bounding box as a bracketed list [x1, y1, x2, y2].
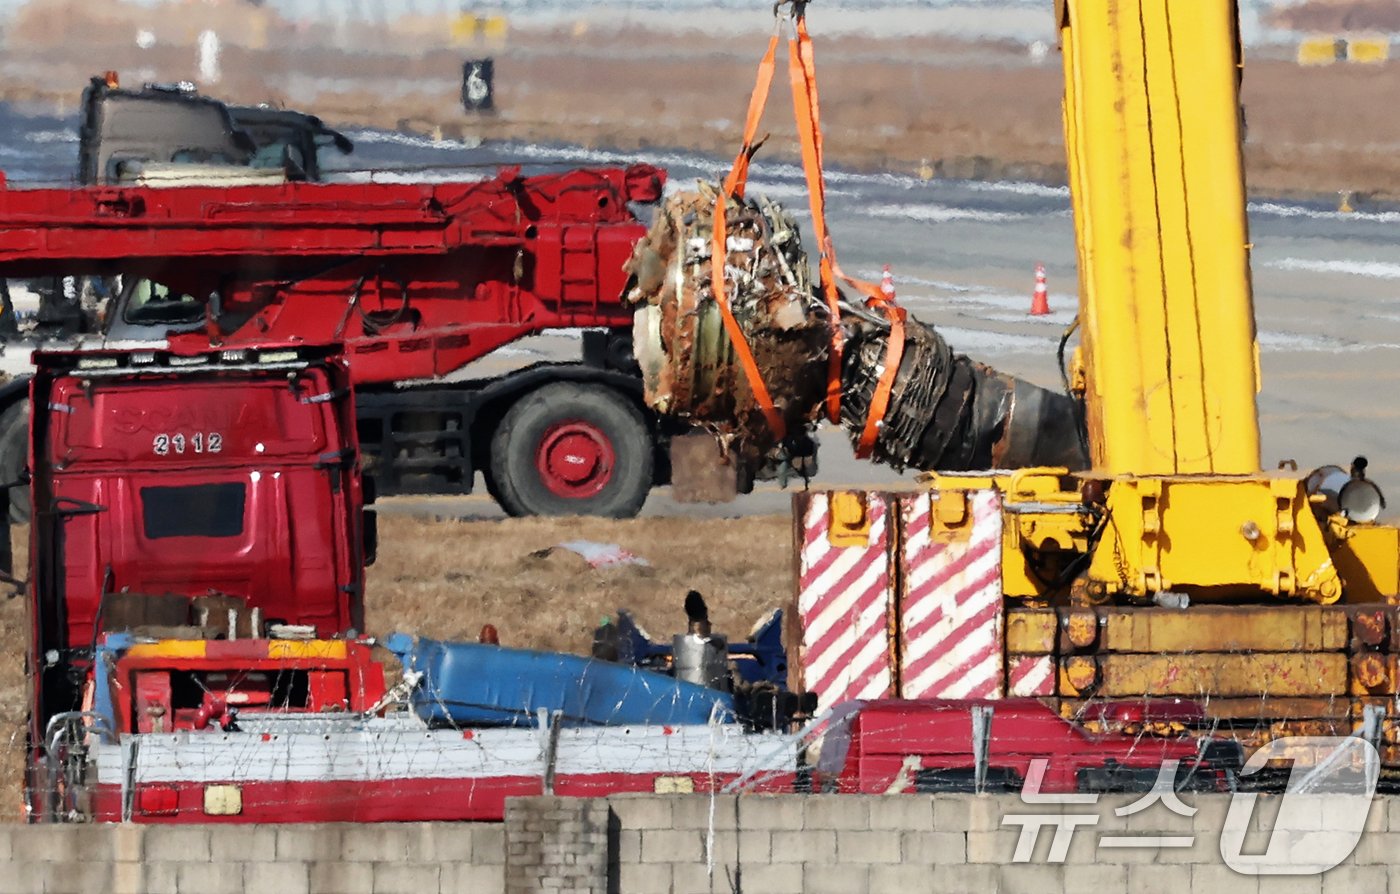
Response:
[534, 420, 615, 499]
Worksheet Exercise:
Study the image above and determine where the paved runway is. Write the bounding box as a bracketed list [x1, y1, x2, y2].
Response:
[1, 111, 1388, 520]
[376, 146, 1400, 519]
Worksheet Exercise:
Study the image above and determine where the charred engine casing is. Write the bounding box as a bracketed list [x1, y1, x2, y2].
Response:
[625, 185, 829, 469]
[841, 318, 1088, 471]
[625, 186, 1088, 478]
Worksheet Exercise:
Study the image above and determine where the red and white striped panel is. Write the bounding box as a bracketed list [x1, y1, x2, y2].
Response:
[898, 490, 1005, 699]
[795, 492, 896, 712]
[1008, 655, 1056, 697]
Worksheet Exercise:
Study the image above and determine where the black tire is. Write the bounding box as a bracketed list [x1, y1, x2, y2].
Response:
[489, 382, 652, 518]
[0, 400, 29, 523]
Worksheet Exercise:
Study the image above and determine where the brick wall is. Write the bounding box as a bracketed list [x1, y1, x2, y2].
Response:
[505, 798, 609, 894]
[4, 794, 1399, 893]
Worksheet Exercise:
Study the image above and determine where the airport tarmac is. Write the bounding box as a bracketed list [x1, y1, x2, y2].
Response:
[377, 146, 1400, 519]
[0, 111, 1390, 521]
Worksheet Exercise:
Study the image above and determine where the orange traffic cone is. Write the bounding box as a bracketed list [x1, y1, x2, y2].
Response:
[1029, 263, 1050, 316]
[880, 265, 896, 301]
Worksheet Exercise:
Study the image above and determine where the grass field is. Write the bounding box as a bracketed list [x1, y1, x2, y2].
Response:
[365, 514, 791, 654]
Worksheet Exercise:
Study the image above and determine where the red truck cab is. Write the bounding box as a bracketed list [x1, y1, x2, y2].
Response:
[815, 699, 1237, 794]
[27, 344, 369, 775]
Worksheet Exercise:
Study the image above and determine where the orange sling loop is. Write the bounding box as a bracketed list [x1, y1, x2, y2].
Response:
[724, 31, 781, 199]
[787, 12, 906, 457]
[712, 28, 787, 440]
[856, 304, 905, 458]
[787, 18, 845, 425]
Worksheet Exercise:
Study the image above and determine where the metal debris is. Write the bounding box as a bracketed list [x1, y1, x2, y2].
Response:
[625, 186, 830, 470]
[624, 186, 1088, 477]
[841, 319, 1088, 471]
[553, 541, 650, 569]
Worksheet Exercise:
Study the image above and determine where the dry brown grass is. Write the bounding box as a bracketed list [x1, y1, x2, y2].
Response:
[1267, 0, 1400, 32]
[0, 514, 793, 820]
[5, 18, 1400, 200]
[0, 528, 27, 822]
[365, 513, 791, 654]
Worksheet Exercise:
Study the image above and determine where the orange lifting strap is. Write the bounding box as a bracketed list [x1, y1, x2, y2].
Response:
[713, 29, 788, 440]
[714, 5, 907, 458]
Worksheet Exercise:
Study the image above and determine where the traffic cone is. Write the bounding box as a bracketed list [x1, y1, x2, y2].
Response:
[1029, 263, 1050, 316]
[880, 265, 896, 301]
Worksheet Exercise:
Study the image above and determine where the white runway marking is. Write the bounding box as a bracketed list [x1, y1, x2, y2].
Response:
[1263, 257, 1400, 279]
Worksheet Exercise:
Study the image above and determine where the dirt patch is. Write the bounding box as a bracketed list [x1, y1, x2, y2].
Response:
[0, 528, 26, 822]
[1266, 1, 1400, 33]
[3, 15, 1400, 200]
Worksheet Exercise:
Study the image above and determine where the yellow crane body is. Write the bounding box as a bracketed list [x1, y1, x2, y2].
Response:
[1060, 0, 1259, 476]
[787, 1, 1400, 766]
[1053, 0, 1364, 606]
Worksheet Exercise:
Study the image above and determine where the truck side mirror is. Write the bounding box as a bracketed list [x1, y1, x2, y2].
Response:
[281, 145, 308, 182]
[0, 479, 26, 597]
[0, 479, 10, 578]
[361, 468, 377, 566]
[362, 508, 377, 567]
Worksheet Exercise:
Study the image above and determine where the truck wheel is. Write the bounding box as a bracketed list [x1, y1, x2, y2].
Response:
[0, 401, 29, 523]
[490, 383, 653, 518]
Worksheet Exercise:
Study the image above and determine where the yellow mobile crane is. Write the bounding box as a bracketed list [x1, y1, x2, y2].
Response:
[623, 0, 1400, 760]
[909, 0, 1400, 754]
[1055, 0, 1326, 601]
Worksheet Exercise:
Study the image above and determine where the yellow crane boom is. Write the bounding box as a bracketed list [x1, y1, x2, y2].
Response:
[1060, 0, 1261, 475]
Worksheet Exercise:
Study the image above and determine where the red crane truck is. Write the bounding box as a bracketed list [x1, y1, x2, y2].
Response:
[0, 164, 698, 519]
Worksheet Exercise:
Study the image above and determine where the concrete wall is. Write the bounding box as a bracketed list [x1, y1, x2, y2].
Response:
[595, 792, 1398, 894]
[5, 793, 1400, 893]
[0, 822, 504, 894]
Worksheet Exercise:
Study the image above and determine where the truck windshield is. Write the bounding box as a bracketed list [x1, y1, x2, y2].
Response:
[248, 141, 306, 171]
[122, 279, 203, 325]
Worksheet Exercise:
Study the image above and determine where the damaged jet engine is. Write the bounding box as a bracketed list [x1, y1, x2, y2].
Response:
[623, 186, 1088, 494]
